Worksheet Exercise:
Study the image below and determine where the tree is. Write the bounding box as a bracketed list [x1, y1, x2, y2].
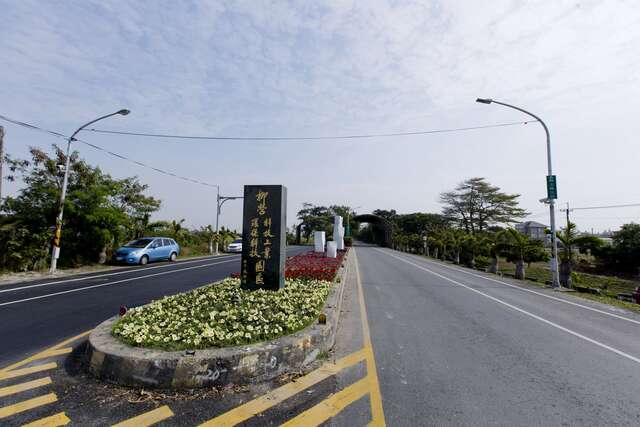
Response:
[555, 222, 607, 287]
[0, 146, 160, 270]
[297, 203, 332, 242]
[371, 209, 396, 221]
[394, 213, 449, 235]
[605, 223, 640, 275]
[440, 177, 527, 234]
[499, 228, 548, 280]
[448, 230, 466, 264]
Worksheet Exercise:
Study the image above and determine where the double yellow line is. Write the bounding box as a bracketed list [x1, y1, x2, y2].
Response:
[199, 248, 386, 426]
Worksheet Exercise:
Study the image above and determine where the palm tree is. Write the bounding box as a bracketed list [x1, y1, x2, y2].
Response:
[487, 232, 503, 274]
[501, 228, 531, 280]
[215, 227, 236, 252]
[462, 233, 492, 269]
[427, 229, 447, 260]
[448, 230, 466, 264]
[555, 222, 603, 288]
[170, 219, 186, 240]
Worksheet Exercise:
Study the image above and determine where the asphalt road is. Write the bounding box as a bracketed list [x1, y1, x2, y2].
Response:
[356, 247, 640, 426]
[0, 247, 308, 368]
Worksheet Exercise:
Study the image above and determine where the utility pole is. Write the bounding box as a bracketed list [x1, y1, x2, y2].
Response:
[0, 126, 4, 201]
[50, 110, 130, 273]
[215, 187, 242, 255]
[476, 98, 561, 288]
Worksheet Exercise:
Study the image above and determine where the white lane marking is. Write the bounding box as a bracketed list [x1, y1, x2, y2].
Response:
[0, 255, 239, 294]
[379, 250, 640, 366]
[381, 249, 640, 326]
[0, 258, 239, 307]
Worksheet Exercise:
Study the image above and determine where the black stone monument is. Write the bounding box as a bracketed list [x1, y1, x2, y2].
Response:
[240, 185, 287, 291]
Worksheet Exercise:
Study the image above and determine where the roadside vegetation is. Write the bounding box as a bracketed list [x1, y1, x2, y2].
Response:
[349, 177, 640, 309]
[113, 249, 347, 350]
[0, 146, 236, 273]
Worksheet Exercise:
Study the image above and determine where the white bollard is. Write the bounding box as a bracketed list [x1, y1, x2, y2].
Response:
[326, 241, 337, 258]
[333, 216, 344, 251]
[314, 231, 326, 253]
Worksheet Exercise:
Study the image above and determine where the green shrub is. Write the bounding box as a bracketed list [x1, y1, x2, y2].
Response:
[344, 236, 353, 247]
[474, 255, 491, 270]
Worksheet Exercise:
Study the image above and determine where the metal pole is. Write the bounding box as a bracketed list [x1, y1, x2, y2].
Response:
[0, 126, 4, 201]
[476, 98, 561, 288]
[49, 110, 129, 273]
[215, 186, 220, 255]
[50, 137, 72, 273]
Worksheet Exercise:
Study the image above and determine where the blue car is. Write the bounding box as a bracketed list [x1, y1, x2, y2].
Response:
[113, 237, 180, 265]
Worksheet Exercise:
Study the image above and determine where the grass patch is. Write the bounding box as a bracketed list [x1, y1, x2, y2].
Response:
[112, 277, 331, 350]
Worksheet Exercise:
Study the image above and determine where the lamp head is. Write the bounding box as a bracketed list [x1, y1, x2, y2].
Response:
[117, 109, 131, 116]
[475, 98, 493, 104]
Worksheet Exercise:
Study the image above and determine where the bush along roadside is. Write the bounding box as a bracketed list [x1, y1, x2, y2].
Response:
[112, 249, 349, 350]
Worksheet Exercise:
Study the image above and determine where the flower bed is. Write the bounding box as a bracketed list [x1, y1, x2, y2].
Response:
[285, 249, 348, 281]
[112, 277, 331, 350]
[113, 249, 348, 351]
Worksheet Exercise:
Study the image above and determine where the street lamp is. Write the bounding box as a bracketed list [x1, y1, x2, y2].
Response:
[475, 98, 561, 288]
[215, 186, 242, 255]
[50, 109, 130, 273]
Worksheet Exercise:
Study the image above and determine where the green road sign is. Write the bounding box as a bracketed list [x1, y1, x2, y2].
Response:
[546, 175, 558, 199]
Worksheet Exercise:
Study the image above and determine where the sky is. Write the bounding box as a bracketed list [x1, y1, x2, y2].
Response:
[1, 0, 640, 233]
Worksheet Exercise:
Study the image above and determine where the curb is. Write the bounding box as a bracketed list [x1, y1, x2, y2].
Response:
[85, 250, 351, 389]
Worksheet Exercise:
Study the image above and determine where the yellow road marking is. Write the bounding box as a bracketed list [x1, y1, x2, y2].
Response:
[22, 411, 71, 427]
[38, 348, 72, 359]
[198, 348, 367, 427]
[0, 363, 57, 381]
[111, 405, 174, 427]
[0, 377, 52, 398]
[280, 377, 370, 427]
[353, 248, 386, 426]
[0, 330, 91, 375]
[0, 393, 57, 419]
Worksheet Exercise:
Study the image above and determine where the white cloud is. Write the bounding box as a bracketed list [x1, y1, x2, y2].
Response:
[1, 0, 639, 231]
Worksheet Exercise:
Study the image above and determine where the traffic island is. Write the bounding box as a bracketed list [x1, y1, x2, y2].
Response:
[85, 251, 349, 389]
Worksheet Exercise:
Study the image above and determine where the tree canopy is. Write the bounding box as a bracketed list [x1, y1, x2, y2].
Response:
[0, 146, 160, 270]
[440, 177, 527, 234]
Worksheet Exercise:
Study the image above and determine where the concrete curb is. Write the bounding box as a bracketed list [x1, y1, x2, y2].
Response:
[85, 250, 351, 389]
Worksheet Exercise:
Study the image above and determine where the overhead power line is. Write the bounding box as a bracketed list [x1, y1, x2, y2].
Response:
[0, 114, 218, 189]
[563, 203, 640, 211]
[86, 120, 534, 141]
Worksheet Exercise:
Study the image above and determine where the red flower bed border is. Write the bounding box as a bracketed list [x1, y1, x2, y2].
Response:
[230, 249, 348, 282]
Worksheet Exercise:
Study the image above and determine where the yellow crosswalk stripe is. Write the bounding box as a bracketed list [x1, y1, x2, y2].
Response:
[0, 377, 52, 398]
[37, 348, 72, 359]
[280, 377, 370, 427]
[0, 393, 57, 419]
[111, 405, 174, 427]
[22, 411, 71, 427]
[0, 330, 90, 375]
[0, 363, 57, 381]
[198, 347, 368, 427]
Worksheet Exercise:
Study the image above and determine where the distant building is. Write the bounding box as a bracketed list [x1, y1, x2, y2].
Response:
[515, 221, 548, 241]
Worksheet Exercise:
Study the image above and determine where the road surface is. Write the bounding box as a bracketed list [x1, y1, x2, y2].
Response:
[0, 248, 307, 367]
[355, 247, 640, 426]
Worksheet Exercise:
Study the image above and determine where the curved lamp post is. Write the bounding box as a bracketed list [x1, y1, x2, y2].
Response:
[475, 98, 560, 288]
[50, 109, 130, 273]
[215, 186, 242, 255]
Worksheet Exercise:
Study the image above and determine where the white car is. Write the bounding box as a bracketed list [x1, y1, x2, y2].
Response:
[226, 239, 243, 253]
